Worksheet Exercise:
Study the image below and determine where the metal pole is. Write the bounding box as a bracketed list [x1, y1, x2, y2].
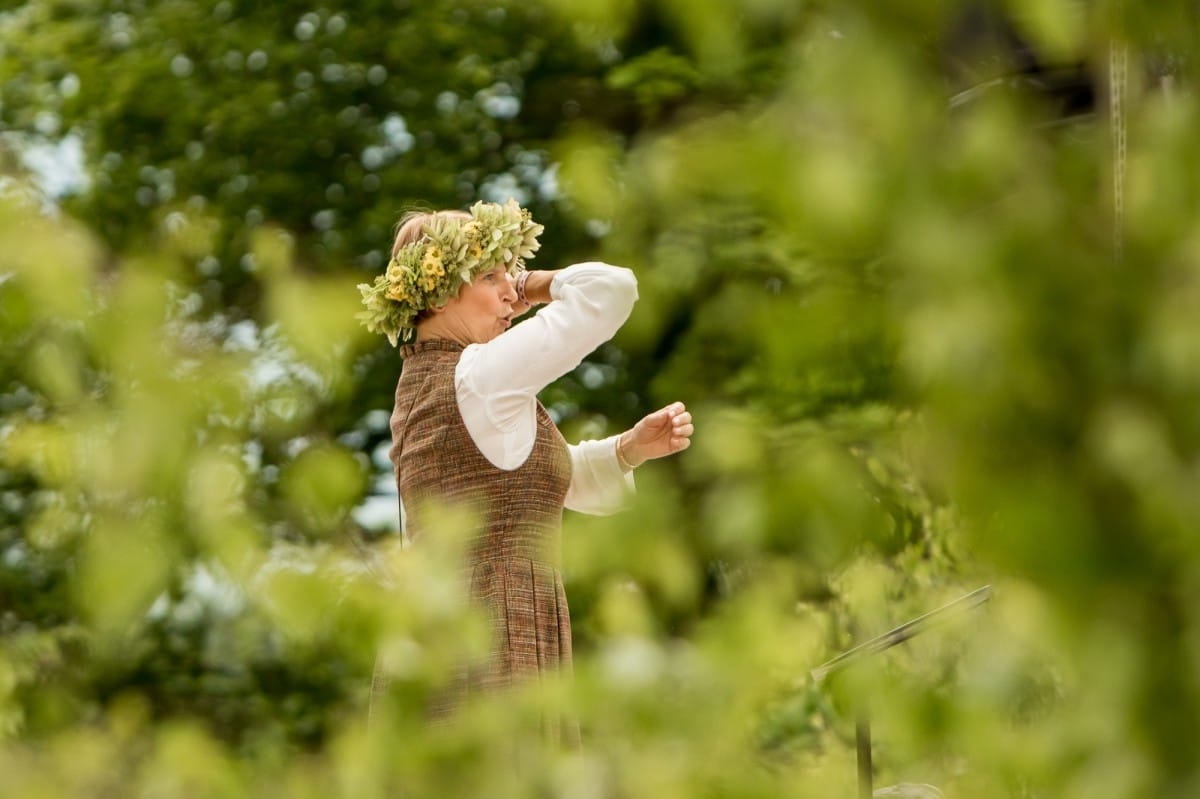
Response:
[856, 713, 873, 799]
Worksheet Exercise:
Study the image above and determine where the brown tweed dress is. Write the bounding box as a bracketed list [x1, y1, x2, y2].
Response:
[389, 338, 575, 698]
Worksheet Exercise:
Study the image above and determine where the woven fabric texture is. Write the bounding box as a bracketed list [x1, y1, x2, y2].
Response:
[388, 339, 575, 700]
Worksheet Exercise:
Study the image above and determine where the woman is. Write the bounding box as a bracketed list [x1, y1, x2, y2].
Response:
[358, 199, 693, 716]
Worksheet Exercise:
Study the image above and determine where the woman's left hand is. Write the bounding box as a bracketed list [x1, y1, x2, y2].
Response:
[618, 402, 693, 468]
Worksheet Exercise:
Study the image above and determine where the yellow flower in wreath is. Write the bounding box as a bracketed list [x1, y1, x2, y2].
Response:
[421, 246, 444, 273]
[461, 221, 484, 261]
[420, 246, 446, 291]
[385, 280, 412, 304]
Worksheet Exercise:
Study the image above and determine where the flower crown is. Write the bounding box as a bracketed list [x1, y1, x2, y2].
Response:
[357, 199, 543, 346]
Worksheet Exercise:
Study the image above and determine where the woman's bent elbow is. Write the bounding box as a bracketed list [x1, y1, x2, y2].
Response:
[608, 264, 639, 309]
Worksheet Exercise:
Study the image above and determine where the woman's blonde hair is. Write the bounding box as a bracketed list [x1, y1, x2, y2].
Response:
[391, 209, 470, 258]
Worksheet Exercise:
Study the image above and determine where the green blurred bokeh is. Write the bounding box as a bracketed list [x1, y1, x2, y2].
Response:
[3, 1, 1200, 797]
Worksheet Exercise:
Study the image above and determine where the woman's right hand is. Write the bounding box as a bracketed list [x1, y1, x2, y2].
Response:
[618, 402, 694, 468]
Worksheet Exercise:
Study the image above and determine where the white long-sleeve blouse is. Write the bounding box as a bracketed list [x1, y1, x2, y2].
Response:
[453, 261, 638, 515]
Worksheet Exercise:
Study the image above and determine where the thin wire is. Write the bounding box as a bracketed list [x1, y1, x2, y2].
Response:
[810, 585, 993, 683]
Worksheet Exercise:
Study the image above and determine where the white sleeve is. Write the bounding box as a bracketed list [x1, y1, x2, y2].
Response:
[564, 436, 636, 515]
[455, 262, 638, 470]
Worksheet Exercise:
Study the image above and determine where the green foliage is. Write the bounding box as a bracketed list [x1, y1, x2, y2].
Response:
[0, 0, 608, 308]
[3, 0, 1200, 797]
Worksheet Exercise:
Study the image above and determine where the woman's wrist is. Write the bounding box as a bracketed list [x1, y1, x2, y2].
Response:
[515, 270, 536, 306]
[616, 432, 643, 471]
[518, 269, 558, 305]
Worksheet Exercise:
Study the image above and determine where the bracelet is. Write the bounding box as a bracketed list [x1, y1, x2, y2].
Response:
[615, 437, 636, 471]
[515, 269, 532, 305]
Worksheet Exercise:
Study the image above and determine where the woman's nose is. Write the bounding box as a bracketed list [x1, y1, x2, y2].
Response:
[502, 272, 518, 301]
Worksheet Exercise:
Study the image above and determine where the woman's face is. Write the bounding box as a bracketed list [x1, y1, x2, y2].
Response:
[440, 265, 518, 344]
